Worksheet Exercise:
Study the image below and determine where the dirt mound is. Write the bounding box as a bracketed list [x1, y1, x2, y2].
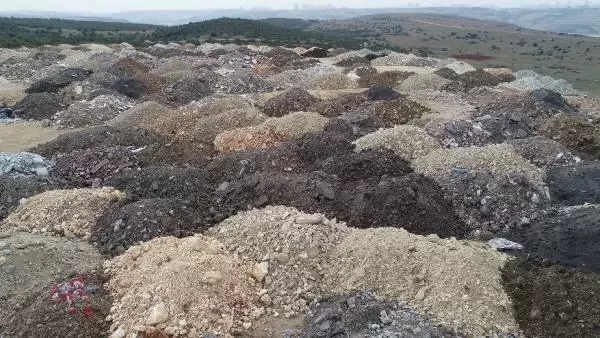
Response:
[112, 78, 148, 99]
[209, 206, 350, 317]
[52, 146, 143, 186]
[540, 115, 600, 160]
[334, 56, 369, 67]
[58, 80, 116, 105]
[106, 101, 171, 130]
[507, 136, 581, 168]
[214, 125, 287, 154]
[324, 228, 516, 336]
[108, 58, 167, 97]
[435, 69, 506, 92]
[357, 71, 414, 88]
[262, 111, 329, 138]
[353, 125, 441, 161]
[363, 85, 402, 101]
[92, 198, 213, 256]
[300, 291, 451, 338]
[161, 74, 215, 107]
[104, 235, 262, 337]
[546, 162, 600, 205]
[2, 187, 123, 239]
[217, 70, 274, 94]
[137, 141, 214, 168]
[14, 92, 65, 120]
[301, 47, 328, 58]
[32, 125, 165, 157]
[412, 144, 545, 187]
[502, 259, 600, 337]
[260, 88, 319, 117]
[505, 205, 600, 273]
[484, 67, 515, 82]
[0, 232, 105, 336]
[398, 73, 451, 92]
[26, 68, 93, 93]
[425, 119, 500, 148]
[52, 94, 133, 128]
[353, 97, 431, 127]
[104, 166, 214, 203]
[308, 73, 357, 90]
[308, 93, 367, 118]
[0, 176, 67, 221]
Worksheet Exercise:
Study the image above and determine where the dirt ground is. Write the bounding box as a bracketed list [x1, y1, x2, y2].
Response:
[0, 122, 68, 152]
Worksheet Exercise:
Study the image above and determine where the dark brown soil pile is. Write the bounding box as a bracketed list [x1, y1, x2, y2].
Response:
[112, 78, 148, 99]
[217, 70, 275, 94]
[364, 86, 402, 101]
[300, 291, 449, 338]
[0, 176, 68, 221]
[505, 205, 600, 273]
[92, 198, 214, 256]
[14, 92, 65, 120]
[0, 273, 112, 338]
[546, 162, 600, 205]
[27, 68, 93, 93]
[138, 141, 214, 168]
[104, 166, 214, 203]
[263, 47, 318, 69]
[353, 97, 430, 127]
[507, 136, 581, 168]
[309, 93, 367, 118]
[441, 169, 549, 234]
[317, 149, 413, 183]
[109, 58, 168, 98]
[260, 88, 319, 117]
[540, 115, 600, 160]
[52, 146, 142, 187]
[435, 68, 506, 92]
[31, 126, 166, 157]
[357, 71, 414, 88]
[161, 74, 215, 107]
[301, 47, 328, 58]
[334, 56, 369, 67]
[502, 259, 600, 337]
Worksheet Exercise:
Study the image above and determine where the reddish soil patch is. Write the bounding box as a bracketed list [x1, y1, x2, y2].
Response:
[452, 54, 496, 61]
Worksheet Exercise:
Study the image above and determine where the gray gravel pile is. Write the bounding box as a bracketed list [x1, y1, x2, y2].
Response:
[209, 206, 351, 318]
[300, 291, 450, 338]
[216, 50, 257, 69]
[507, 136, 581, 168]
[216, 70, 274, 94]
[353, 125, 441, 161]
[503, 70, 581, 96]
[371, 52, 437, 67]
[0, 152, 51, 177]
[268, 64, 341, 89]
[52, 94, 133, 128]
[397, 74, 451, 92]
[425, 119, 501, 148]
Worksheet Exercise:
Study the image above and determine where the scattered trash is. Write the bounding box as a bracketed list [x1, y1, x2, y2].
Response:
[487, 238, 524, 251]
[49, 276, 98, 317]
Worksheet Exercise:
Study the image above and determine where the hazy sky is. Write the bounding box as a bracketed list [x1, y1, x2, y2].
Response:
[1, 0, 598, 13]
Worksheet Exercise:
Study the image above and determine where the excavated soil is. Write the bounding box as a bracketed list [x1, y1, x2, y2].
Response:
[0, 176, 69, 221]
[260, 88, 319, 117]
[540, 115, 600, 160]
[546, 162, 600, 205]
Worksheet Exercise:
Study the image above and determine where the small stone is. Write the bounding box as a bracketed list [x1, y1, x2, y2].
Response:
[252, 262, 269, 282]
[105, 315, 113, 322]
[260, 293, 272, 306]
[110, 327, 126, 338]
[146, 302, 169, 325]
[242, 322, 252, 330]
[202, 271, 222, 285]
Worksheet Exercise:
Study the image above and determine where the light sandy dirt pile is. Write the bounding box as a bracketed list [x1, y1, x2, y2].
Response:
[104, 235, 262, 338]
[261, 111, 329, 138]
[213, 125, 287, 154]
[2, 187, 124, 239]
[106, 101, 172, 129]
[353, 125, 441, 161]
[209, 206, 351, 319]
[412, 143, 545, 187]
[323, 228, 518, 336]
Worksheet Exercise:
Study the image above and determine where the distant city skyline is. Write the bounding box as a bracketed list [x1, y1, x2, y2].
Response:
[1, 0, 599, 13]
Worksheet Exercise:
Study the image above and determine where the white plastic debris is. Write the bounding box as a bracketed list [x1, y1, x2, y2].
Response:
[487, 238, 524, 251]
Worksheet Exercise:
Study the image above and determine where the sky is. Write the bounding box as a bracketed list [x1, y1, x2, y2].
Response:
[1, 0, 598, 13]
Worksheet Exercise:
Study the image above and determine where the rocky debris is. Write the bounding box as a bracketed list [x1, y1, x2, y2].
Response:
[104, 235, 262, 337]
[503, 70, 581, 96]
[260, 88, 319, 117]
[505, 205, 600, 273]
[371, 52, 437, 67]
[2, 187, 123, 239]
[546, 162, 600, 205]
[352, 97, 430, 127]
[161, 74, 215, 107]
[51, 145, 144, 186]
[363, 85, 402, 101]
[300, 291, 450, 338]
[92, 198, 212, 256]
[324, 228, 517, 336]
[0, 152, 51, 177]
[209, 206, 350, 318]
[398, 73, 451, 92]
[0, 232, 105, 336]
[14, 92, 65, 120]
[507, 136, 581, 168]
[308, 93, 367, 118]
[358, 71, 415, 88]
[58, 80, 116, 105]
[52, 94, 133, 128]
[425, 119, 499, 148]
[217, 70, 274, 94]
[540, 115, 600, 160]
[27, 68, 93, 93]
[301, 47, 328, 58]
[214, 125, 287, 154]
[267, 64, 340, 90]
[412, 143, 545, 188]
[353, 125, 441, 161]
[262, 111, 329, 139]
[502, 258, 600, 337]
[439, 61, 476, 75]
[32, 125, 166, 157]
